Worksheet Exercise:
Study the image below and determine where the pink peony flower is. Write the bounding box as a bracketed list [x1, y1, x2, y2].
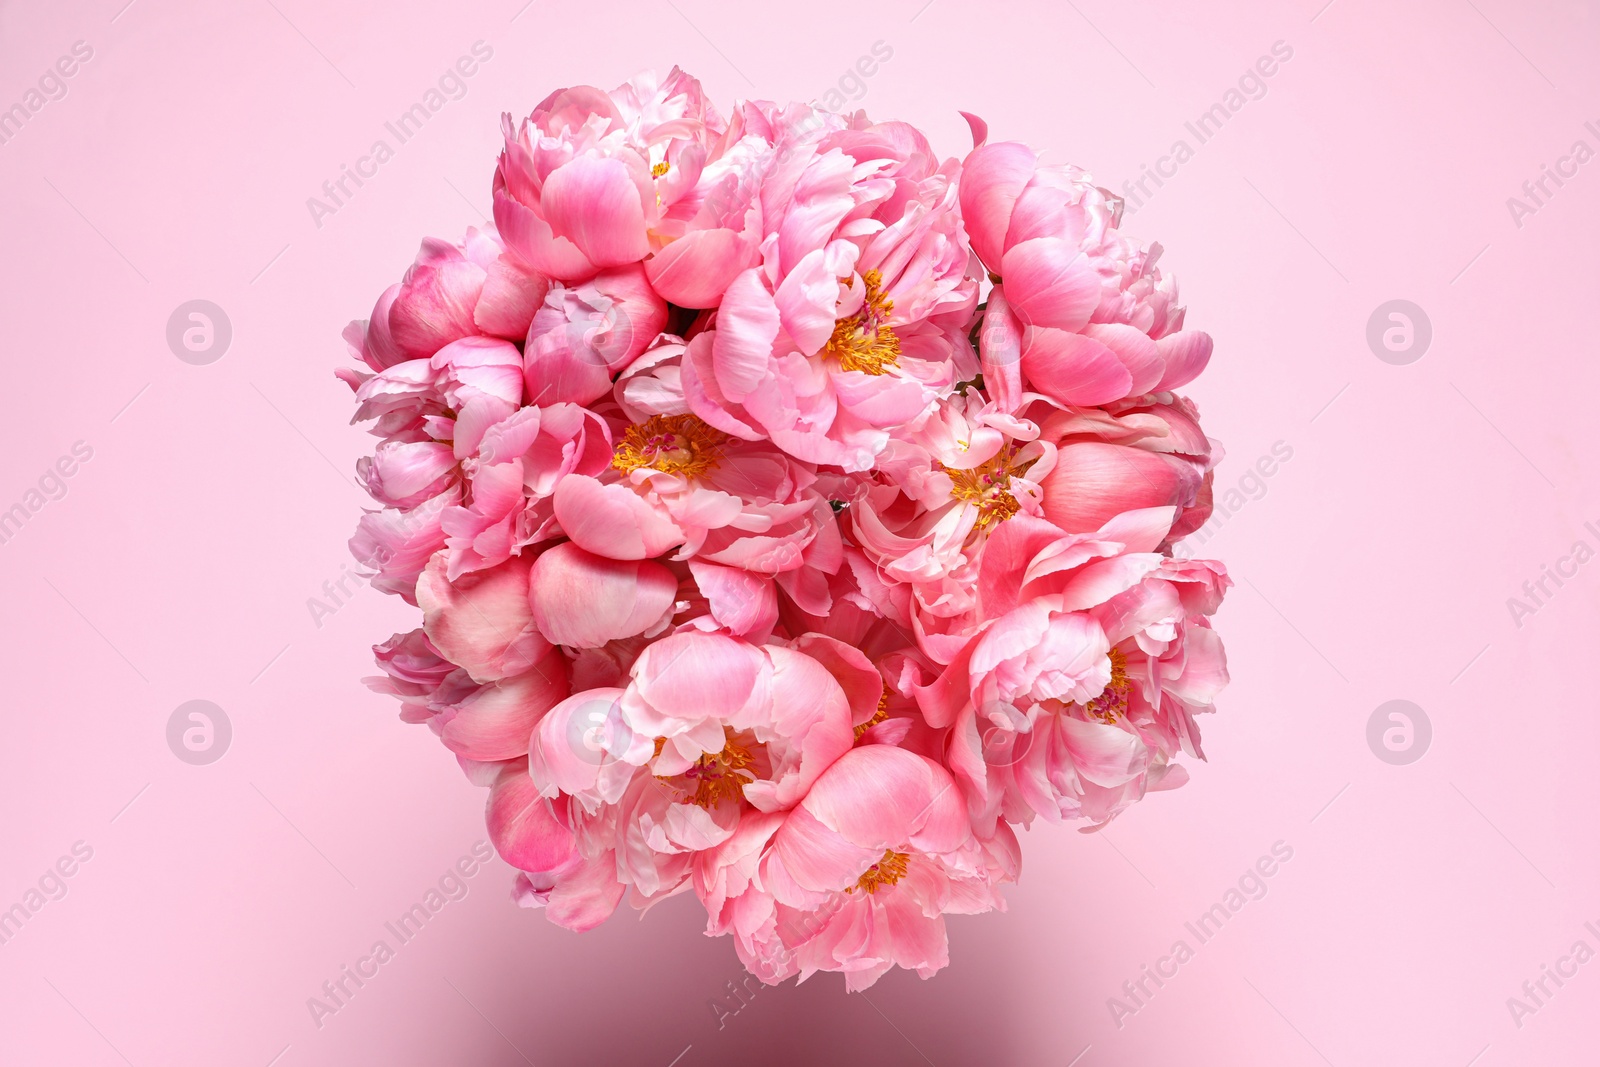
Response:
[551, 407, 838, 576]
[683, 117, 980, 470]
[523, 265, 668, 407]
[357, 438, 457, 509]
[1034, 394, 1219, 544]
[701, 744, 1017, 990]
[493, 68, 731, 284]
[366, 629, 454, 723]
[961, 139, 1213, 408]
[439, 401, 614, 578]
[521, 633, 865, 912]
[342, 228, 548, 374]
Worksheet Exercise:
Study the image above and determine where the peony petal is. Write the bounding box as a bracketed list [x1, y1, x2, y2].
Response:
[1058, 717, 1147, 788]
[1039, 443, 1194, 534]
[1169, 625, 1229, 705]
[645, 228, 755, 308]
[389, 239, 486, 359]
[979, 285, 1025, 414]
[802, 746, 960, 850]
[528, 687, 628, 797]
[417, 552, 549, 681]
[493, 187, 596, 280]
[551, 475, 687, 560]
[1154, 330, 1213, 391]
[1083, 323, 1163, 397]
[1021, 328, 1133, 406]
[545, 851, 626, 931]
[437, 655, 568, 760]
[626, 631, 765, 728]
[959, 110, 989, 149]
[539, 155, 650, 269]
[774, 248, 840, 356]
[743, 646, 854, 811]
[1000, 238, 1100, 333]
[791, 634, 885, 731]
[769, 806, 880, 896]
[529, 543, 677, 648]
[475, 254, 550, 339]
[688, 560, 779, 637]
[958, 141, 1037, 271]
[712, 269, 781, 402]
[486, 765, 577, 872]
[1094, 506, 1179, 554]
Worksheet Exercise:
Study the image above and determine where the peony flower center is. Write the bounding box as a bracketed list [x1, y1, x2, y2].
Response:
[651, 160, 670, 178]
[826, 270, 901, 376]
[943, 448, 1034, 530]
[613, 414, 724, 480]
[1086, 648, 1130, 723]
[656, 728, 756, 808]
[854, 685, 892, 739]
[848, 850, 910, 894]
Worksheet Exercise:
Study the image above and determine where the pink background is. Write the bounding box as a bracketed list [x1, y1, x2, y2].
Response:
[3, 0, 1597, 1063]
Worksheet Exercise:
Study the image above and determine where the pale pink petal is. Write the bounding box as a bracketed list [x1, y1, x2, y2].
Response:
[773, 248, 839, 355]
[1058, 717, 1146, 787]
[475, 254, 550, 339]
[529, 543, 677, 648]
[1054, 554, 1164, 613]
[389, 238, 486, 359]
[979, 285, 1025, 413]
[802, 746, 958, 850]
[1168, 625, 1229, 705]
[357, 284, 404, 368]
[551, 475, 687, 560]
[1154, 330, 1214, 391]
[959, 110, 989, 149]
[1040, 444, 1194, 534]
[688, 560, 779, 637]
[417, 552, 549, 681]
[545, 852, 626, 931]
[1093, 507, 1179, 554]
[769, 806, 880, 896]
[742, 646, 853, 811]
[350, 487, 457, 604]
[974, 515, 1077, 619]
[493, 188, 596, 280]
[626, 632, 765, 727]
[523, 328, 615, 406]
[791, 634, 884, 731]
[712, 270, 781, 402]
[528, 688, 627, 796]
[437, 656, 568, 760]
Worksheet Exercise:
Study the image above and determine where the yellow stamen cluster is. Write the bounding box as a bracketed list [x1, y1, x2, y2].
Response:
[612, 414, 724, 481]
[651, 160, 670, 178]
[854, 686, 892, 739]
[943, 448, 1034, 530]
[826, 270, 901, 375]
[1086, 647, 1131, 723]
[847, 850, 910, 895]
[657, 728, 756, 808]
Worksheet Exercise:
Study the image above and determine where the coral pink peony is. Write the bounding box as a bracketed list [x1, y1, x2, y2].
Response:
[684, 116, 980, 471]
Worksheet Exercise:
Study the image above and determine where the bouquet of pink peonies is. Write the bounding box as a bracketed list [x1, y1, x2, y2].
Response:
[341, 68, 1229, 991]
